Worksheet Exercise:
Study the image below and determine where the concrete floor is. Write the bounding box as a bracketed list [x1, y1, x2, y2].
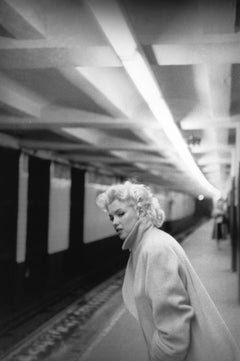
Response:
[81, 220, 240, 361]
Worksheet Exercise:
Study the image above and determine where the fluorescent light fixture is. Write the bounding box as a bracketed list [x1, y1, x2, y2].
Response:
[82, 0, 220, 198]
[122, 50, 221, 198]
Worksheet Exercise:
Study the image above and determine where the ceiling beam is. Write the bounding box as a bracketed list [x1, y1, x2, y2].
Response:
[61, 127, 175, 183]
[141, 31, 240, 46]
[65, 153, 171, 165]
[198, 157, 231, 166]
[0, 114, 158, 130]
[0, 39, 121, 69]
[0, 0, 45, 39]
[0, 73, 45, 117]
[76, 67, 145, 120]
[190, 145, 233, 154]
[199, 0, 236, 34]
[110, 151, 171, 164]
[42, 106, 159, 129]
[19, 139, 161, 152]
[62, 155, 132, 164]
[61, 128, 155, 175]
[55, 128, 157, 152]
[206, 64, 231, 118]
[1, 36, 240, 69]
[201, 0, 235, 119]
[151, 40, 240, 65]
[60, 68, 126, 118]
[181, 116, 239, 129]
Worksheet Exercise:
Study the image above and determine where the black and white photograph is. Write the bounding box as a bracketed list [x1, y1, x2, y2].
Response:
[0, 0, 240, 360]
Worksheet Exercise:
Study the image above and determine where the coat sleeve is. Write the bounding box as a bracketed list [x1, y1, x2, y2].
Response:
[144, 241, 194, 361]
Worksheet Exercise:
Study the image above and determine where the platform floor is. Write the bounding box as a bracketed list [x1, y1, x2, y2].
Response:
[81, 219, 240, 361]
[3, 220, 240, 361]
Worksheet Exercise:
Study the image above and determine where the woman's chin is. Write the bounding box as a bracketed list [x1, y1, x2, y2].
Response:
[117, 231, 126, 240]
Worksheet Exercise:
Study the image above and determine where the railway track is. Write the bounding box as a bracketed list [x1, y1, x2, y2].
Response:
[0, 267, 124, 361]
[0, 220, 204, 361]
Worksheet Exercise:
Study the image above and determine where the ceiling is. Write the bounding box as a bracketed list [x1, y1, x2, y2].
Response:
[0, 0, 239, 199]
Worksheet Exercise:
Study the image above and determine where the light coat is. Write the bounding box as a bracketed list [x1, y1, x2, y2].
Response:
[122, 220, 240, 361]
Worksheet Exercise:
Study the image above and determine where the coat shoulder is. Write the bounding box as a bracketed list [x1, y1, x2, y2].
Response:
[141, 227, 180, 258]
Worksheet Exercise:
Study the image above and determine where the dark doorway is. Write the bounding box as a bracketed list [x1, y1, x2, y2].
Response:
[68, 168, 85, 274]
[0, 147, 19, 305]
[25, 156, 50, 293]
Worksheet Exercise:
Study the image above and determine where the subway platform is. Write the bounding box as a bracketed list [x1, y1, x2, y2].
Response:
[2, 219, 240, 361]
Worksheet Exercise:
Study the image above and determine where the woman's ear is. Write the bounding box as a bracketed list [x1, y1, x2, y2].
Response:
[137, 206, 144, 217]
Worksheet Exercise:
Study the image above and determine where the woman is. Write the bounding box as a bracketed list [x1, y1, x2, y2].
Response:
[96, 180, 240, 361]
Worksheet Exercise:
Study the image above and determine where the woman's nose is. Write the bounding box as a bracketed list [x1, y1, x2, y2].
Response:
[112, 216, 119, 226]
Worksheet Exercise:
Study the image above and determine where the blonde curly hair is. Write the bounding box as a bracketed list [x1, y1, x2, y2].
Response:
[96, 180, 165, 228]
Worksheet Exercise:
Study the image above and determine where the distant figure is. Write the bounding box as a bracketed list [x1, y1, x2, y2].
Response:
[212, 198, 226, 248]
[96, 180, 240, 361]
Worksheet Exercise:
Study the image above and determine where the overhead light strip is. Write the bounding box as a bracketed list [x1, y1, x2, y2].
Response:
[122, 50, 220, 197]
[86, 0, 221, 198]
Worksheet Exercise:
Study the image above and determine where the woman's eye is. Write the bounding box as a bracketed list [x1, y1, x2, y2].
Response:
[118, 212, 125, 217]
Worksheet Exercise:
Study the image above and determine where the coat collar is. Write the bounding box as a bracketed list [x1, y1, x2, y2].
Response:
[122, 218, 153, 252]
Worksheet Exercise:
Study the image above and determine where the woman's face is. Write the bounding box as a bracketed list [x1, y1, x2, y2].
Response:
[108, 199, 139, 240]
